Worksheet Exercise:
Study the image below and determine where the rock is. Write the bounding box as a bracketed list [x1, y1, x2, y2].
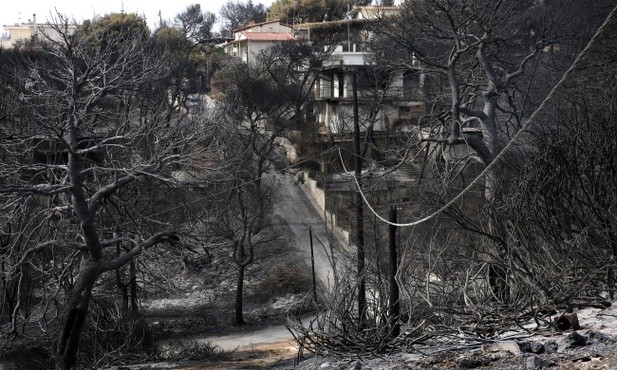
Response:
[519, 341, 545, 354]
[531, 341, 545, 354]
[460, 356, 491, 369]
[526, 356, 556, 369]
[483, 341, 522, 356]
[544, 340, 558, 354]
[565, 331, 588, 348]
[572, 354, 604, 363]
[588, 330, 610, 343]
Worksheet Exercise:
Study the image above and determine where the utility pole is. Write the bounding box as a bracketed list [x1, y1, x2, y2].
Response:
[388, 206, 400, 337]
[352, 71, 366, 326]
[309, 229, 317, 302]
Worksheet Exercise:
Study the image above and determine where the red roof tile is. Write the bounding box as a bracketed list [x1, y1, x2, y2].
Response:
[241, 32, 295, 41]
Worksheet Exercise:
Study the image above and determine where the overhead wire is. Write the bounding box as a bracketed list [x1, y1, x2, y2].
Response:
[338, 4, 617, 228]
[103, 5, 617, 231]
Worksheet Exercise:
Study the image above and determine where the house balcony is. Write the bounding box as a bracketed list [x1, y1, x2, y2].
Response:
[323, 44, 369, 67]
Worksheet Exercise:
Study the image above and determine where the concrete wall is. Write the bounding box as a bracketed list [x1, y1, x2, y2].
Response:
[243, 22, 291, 34]
[298, 171, 350, 245]
[246, 41, 276, 64]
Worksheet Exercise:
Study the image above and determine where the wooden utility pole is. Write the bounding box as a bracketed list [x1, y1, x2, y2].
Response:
[388, 206, 400, 337]
[309, 229, 317, 302]
[352, 71, 366, 325]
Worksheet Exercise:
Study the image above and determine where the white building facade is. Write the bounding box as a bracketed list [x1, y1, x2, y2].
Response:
[1, 14, 77, 49]
[219, 20, 295, 65]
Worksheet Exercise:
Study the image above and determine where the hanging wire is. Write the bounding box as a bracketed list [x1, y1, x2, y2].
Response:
[338, 4, 617, 227]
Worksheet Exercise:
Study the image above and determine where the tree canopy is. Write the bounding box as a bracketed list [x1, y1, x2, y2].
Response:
[267, 0, 371, 24]
[174, 4, 216, 44]
[219, 0, 268, 36]
[80, 12, 150, 43]
[0, 13, 223, 369]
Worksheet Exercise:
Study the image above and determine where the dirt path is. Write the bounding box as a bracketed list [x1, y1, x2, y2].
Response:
[198, 173, 335, 350]
[153, 173, 337, 368]
[175, 341, 299, 369]
[267, 172, 338, 288]
[160, 323, 302, 369]
[188, 321, 297, 351]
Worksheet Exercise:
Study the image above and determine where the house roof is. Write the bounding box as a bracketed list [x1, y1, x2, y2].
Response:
[220, 32, 295, 47]
[233, 19, 289, 33]
[240, 32, 295, 41]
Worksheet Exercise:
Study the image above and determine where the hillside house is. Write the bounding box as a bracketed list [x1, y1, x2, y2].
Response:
[351, 5, 400, 20]
[219, 19, 295, 65]
[295, 6, 425, 137]
[289, 6, 432, 244]
[1, 14, 78, 49]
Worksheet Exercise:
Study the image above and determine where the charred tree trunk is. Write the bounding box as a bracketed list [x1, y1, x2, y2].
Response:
[115, 242, 129, 315]
[129, 258, 138, 316]
[352, 72, 366, 327]
[55, 262, 99, 370]
[56, 123, 102, 370]
[488, 263, 509, 302]
[388, 206, 400, 338]
[486, 168, 511, 303]
[235, 264, 245, 325]
[1, 263, 17, 323]
[606, 230, 617, 300]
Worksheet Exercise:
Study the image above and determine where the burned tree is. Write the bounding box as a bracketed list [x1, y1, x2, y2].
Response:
[0, 14, 218, 369]
[207, 41, 323, 325]
[371, 0, 617, 303]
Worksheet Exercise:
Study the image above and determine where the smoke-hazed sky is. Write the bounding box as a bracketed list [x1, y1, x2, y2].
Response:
[1, 0, 275, 32]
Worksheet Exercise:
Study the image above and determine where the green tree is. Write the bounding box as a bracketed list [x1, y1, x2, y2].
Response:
[81, 12, 150, 43]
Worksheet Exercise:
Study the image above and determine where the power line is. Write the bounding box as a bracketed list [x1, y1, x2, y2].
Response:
[338, 4, 617, 228]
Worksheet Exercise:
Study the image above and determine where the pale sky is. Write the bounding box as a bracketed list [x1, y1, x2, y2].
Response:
[1, 0, 276, 32]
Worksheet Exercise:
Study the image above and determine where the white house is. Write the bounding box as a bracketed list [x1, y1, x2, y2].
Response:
[297, 6, 424, 135]
[1, 14, 78, 49]
[219, 20, 295, 65]
[350, 5, 400, 20]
